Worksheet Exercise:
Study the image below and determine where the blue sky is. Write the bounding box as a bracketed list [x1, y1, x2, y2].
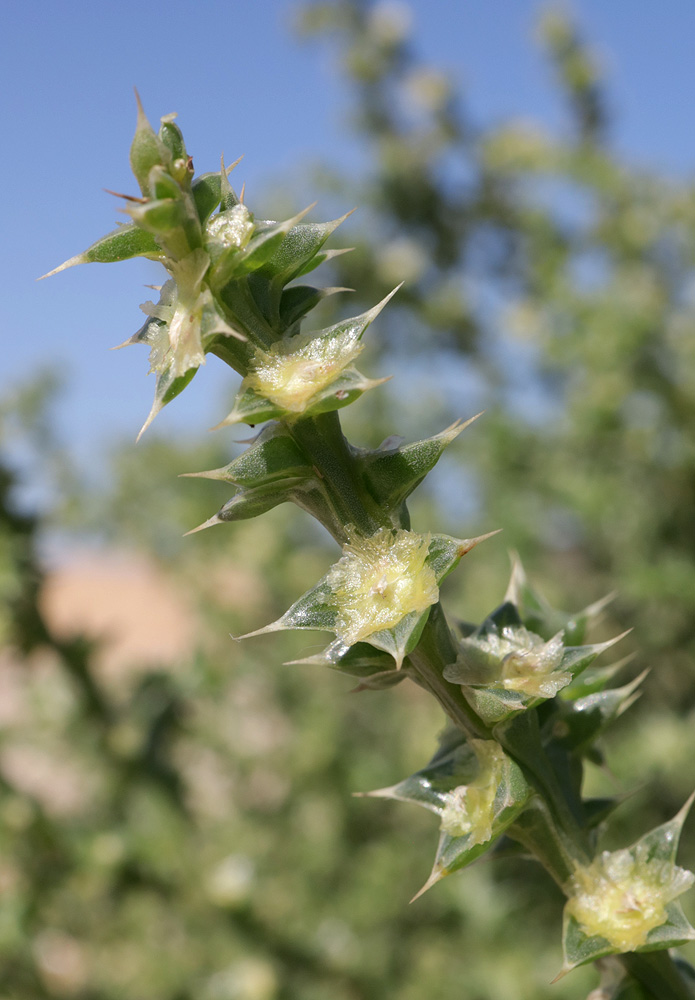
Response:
[4, 0, 695, 481]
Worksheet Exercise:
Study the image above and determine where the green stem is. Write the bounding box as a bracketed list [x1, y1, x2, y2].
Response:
[495, 711, 592, 859]
[620, 951, 695, 1000]
[289, 411, 383, 541]
[407, 604, 491, 739]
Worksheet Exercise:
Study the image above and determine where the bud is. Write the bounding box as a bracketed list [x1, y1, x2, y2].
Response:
[456, 625, 571, 699]
[130, 91, 169, 195]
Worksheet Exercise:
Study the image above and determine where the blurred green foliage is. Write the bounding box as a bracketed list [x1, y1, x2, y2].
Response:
[4, 3, 695, 997]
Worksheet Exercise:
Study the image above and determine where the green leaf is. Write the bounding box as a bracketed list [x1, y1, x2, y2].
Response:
[444, 613, 628, 725]
[560, 903, 695, 979]
[215, 368, 390, 428]
[559, 654, 634, 699]
[240, 529, 495, 668]
[545, 671, 647, 753]
[256, 211, 353, 284]
[286, 638, 398, 679]
[158, 114, 187, 162]
[186, 478, 310, 530]
[294, 245, 354, 279]
[241, 578, 338, 639]
[39, 224, 163, 278]
[361, 608, 433, 667]
[130, 91, 169, 195]
[181, 424, 320, 530]
[208, 207, 313, 287]
[192, 172, 224, 224]
[139, 360, 197, 442]
[182, 423, 312, 488]
[147, 164, 184, 201]
[355, 415, 480, 512]
[277, 284, 349, 330]
[127, 196, 191, 234]
[505, 556, 614, 645]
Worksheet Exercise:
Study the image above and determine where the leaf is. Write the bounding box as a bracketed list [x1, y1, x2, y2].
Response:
[192, 172, 224, 224]
[215, 368, 390, 428]
[294, 245, 354, 279]
[208, 206, 314, 287]
[240, 529, 493, 668]
[505, 555, 614, 645]
[130, 90, 168, 195]
[444, 612, 628, 725]
[355, 415, 480, 512]
[39, 224, 163, 278]
[256, 211, 353, 284]
[559, 653, 634, 700]
[277, 284, 350, 330]
[241, 578, 338, 639]
[545, 671, 648, 753]
[158, 113, 187, 162]
[137, 362, 197, 441]
[182, 422, 312, 488]
[560, 903, 695, 979]
[185, 478, 311, 531]
[286, 638, 398, 679]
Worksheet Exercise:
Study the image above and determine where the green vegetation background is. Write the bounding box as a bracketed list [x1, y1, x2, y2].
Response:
[2, 4, 695, 997]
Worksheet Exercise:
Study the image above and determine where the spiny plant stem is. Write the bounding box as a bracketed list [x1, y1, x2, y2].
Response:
[47, 99, 695, 999]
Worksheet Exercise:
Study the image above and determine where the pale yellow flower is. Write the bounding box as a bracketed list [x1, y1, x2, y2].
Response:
[439, 741, 506, 844]
[566, 846, 695, 953]
[247, 330, 364, 414]
[327, 527, 438, 645]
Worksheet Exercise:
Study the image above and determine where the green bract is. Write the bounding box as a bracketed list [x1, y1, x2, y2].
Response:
[363, 729, 531, 897]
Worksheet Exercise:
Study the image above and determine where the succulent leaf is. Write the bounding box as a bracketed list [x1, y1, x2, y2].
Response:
[444, 603, 628, 725]
[186, 478, 313, 530]
[506, 556, 614, 645]
[39, 224, 163, 278]
[293, 245, 354, 279]
[130, 91, 169, 195]
[355, 415, 480, 513]
[158, 113, 187, 163]
[207, 206, 314, 287]
[546, 670, 648, 754]
[256, 211, 354, 284]
[183, 423, 312, 487]
[277, 285, 350, 330]
[286, 638, 398, 680]
[192, 171, 227, 225]
[119, 251, 244, 437]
